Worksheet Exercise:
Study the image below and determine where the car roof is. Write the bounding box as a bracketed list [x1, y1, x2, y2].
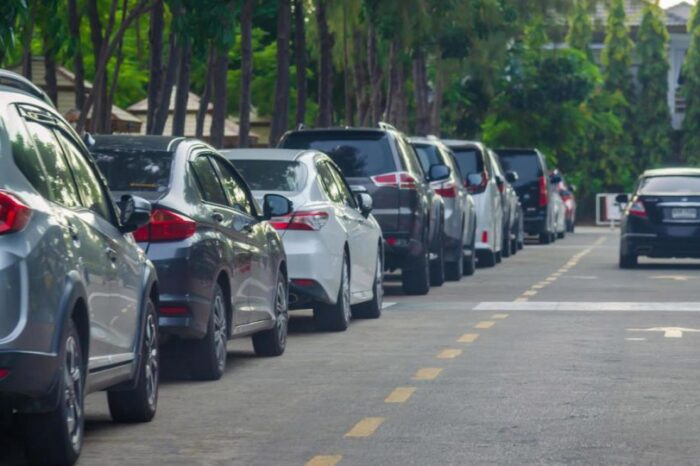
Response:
[284, 127, 393, 137]
[442, 139, 485, 150]
[221, 148, 312, 161]
[494, 148, 539, 154]
[642, 167, 700, 177]
[90, 135, 188, 153]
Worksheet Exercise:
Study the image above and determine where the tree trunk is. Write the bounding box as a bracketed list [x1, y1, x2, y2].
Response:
[269, 0, 291, 146]
[383, 41, 396, 123]
[210, 46, 229, 148]
[21, 15, 33, 80]
[293, 0, 306, 127]
[172, 37, 191, 137]
[413, 51, 430, 135]
[430, 57, 444, 135]
[384, 40, 407, 131]
[153, 30, 180, 135]
[367, 23, 382, 126]
[239, 0, 254, 147]
[316, 0, 333, 127]
[67, 0, 86, 110]
[196, 48, 214, 138]
[43, 42, 58, 106]
[146, 0, 164, 134]
[352, 30, 369, 126]
[342, 6, 353, 126]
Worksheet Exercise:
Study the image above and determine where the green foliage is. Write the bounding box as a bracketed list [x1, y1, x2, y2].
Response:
[0, 0, 27, 65]
[682, 2, 700, 164]
[637, 1, 671, 167]
[601, 0, 634, 103]
[566, 0, 593, 60]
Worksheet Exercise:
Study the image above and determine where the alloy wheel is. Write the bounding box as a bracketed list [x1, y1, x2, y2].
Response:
[342, 261, 351, 323]
[144, 313, 159, 410]
[212, 294, 227, 372]
[63, 336, 83, 453]
[375, 254, 384, 309]
[275, 278, 289, 347]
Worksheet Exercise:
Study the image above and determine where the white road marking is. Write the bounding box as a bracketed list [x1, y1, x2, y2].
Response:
[382, 302, 397, 309]
[650, 275, 694, 282]
[626, 338, 647, 341]
[627, 327, 700, 338]
[474, 302, 700, 312]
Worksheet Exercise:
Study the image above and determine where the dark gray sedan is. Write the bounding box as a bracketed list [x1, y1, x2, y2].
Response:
[92, 136, 292, 381]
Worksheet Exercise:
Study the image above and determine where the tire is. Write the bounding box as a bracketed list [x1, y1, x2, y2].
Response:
[495, 250, 502, 263]
[510, 238, 518, 256]
[557, 230, 565, 239]
[108, 299, 159, 423]
[23, 321, 84, 466]
[314, 254, 351, 331]
[445, 245, 464, 281]
[477, 249, 497, 268]
[566, 219, 575, 233]
[502, 225, 511, 258]
[430, 240, 445, 287]
[352, 251, 383, 319]
[253, 271, 288, 356]
[402, 244, 430, 296]
[539, 232, 552, 244]
[619, 249, 638, 269]
[463, 232, 476, 276]
[191, 284, 228, 381]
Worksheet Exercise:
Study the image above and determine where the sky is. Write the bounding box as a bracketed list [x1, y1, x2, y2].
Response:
[661, 0, 694, 7]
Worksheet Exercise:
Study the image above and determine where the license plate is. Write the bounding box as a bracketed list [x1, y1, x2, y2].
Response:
[671, 208, 697, 219]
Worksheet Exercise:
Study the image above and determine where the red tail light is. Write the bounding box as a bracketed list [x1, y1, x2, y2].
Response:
[271, 210, 329, 231]
[434, 181, 458, 198]
[371, 172, 418, 190]
[0, 192, 32, 235]
[628, 198, 647, 218]
[497, 181, 505, 194]
[466, 171, 488, 194]
[159, 306, 188, 316]
[291, 279, 317, 287]
[0, 368, 9, 380]
[538, 176, 548, 207]
[133, 208, 196, 243]
[481, 230, 488, 243]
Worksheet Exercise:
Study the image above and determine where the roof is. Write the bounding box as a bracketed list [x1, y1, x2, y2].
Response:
[90, 135, 187, 153]
[592, 0, 693, 29]
[221, 148, 310, 161]
[642, 167, 700, 177]
[127, 89, 211, 113]
[442, 139, 486, 150]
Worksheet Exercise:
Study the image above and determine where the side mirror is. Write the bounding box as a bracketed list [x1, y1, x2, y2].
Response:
[505, 171, 518, 183]
[615, 193, 629, 204]
[428, 164, 450, 182]
[263, 193, 293, 219]
[355, 192, 373, 217]
[466, 173, 483, 186]
[119, 194, 152, 233]
[550, 174, 562, 184]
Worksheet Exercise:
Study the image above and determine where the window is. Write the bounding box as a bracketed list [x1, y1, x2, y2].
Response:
[231, 160, 307, 193]
[639, 176, 700, 194]
[316, 161, 343, 203]
[211, 157, 254, 216]
[55, 129, 113, 221]
[452, 148, 484, 179]
[413, 144, 442, 175]
[191, 156, 227, 205]
[24, 121, 81, 208]
[94, 150, 173, 194]
[328, 163, 356, 207]
[10, 107, 52, 200]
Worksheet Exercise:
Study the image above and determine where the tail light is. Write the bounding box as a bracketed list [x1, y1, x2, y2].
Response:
[159, 306, 188, 316]
[371, 172, 418, 190]
[0, 368, 9, 380]
[497, 180, 505, 194]
[481, 230, 488, 243]
[466, 171, 488, 194]
[434, 181, 457, 198]
[0, 192, 32, 235]
[538, 176, 548, 207]
[628, 198, 647, 218]
[271, 210, 329, 231]
[133, 208, 196, 243]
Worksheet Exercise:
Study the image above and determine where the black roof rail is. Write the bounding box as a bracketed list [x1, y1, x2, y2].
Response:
[377, 121, 398, 131]
[0, 70, 54, 108]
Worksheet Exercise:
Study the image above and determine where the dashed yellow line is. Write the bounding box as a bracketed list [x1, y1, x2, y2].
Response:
[458, 333, 479, 343]
[514, 297, 529, 302]
[522, 290, 538, 297]
[385, 387, 416, 403]
[492, 313, 509, 319]
[344, 417, 385, 438]
[413, 368, 443, 380]
[475, 321, 495, 329]
[306, 455, 343, 466]
[437, 348, 462, 359]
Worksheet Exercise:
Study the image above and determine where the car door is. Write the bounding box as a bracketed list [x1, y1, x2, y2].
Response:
[209, 155, 273, 323]
[190, 153, 253, 326]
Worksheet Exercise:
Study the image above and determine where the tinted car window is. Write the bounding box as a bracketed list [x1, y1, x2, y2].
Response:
[413, 144, 442, 175]
[452, 148, 484, 178]
[191, 156, 228, 205]
[232, 160, 307, 193]
[11, 112, 52, 200]
[282, 132, 396, 177]
[316, 161, 343, 203]
[638, 176, 700, 194]
[211, 157, 254, 216]
[94, 150, 173, 195]
[496, 152, 543, 187]
[328, 163, 357, 207]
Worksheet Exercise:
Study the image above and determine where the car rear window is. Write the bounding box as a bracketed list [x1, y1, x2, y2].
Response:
[230, 160, 307, 193]
[639, 176, 700, 194]
[281, 132, 395, 177]
[496, 151, 543, 187]
[413, 144, 442, 175]
[452, 148, 483, 178]
[92, 150, 173, 194]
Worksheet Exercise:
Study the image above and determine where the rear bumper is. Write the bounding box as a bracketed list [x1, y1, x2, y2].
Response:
[383, 234, 424, 271]
[524, 215, 547, 235]
[282, 233, 342, 308]
[622, 232, 700, 258]
[0, 350, 61, 413]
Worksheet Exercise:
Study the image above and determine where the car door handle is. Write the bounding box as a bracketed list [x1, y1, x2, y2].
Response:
[105, 247, 118, 263]
[212, 212, 224, 223]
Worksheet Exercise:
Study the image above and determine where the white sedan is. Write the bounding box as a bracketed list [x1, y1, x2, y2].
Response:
[223, 148, 384, 332]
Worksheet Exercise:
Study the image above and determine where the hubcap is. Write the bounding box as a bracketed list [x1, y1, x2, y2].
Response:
[144, 313, 158, 410]
[342, 261, 351, 322]
[275, 279, 288, 346]
[213, 295, 227, 371]
[375, 254, 384, 307]
[63, 336, 83, 452]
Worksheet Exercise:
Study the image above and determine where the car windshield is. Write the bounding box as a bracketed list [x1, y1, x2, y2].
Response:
[639, 176, 700, 194]
[230, 160, 307, 193]
[452, 148, 483, 178]
[281, 132, 395, 177]
[92, 150, 173, 195]
[413, 144, 442, 175]
[496, 152, 542, 187]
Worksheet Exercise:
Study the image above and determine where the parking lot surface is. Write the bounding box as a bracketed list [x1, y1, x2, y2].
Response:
[5, 226, 700, 465]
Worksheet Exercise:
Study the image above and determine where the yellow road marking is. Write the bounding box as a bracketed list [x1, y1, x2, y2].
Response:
[306, 455, 343, 466]
[522, 290, 538, 297]
[514, 297, 529, 302]
[458, 333, 479, 343]
[545, 277, 557, 282]
[437, 348, 462, 359]
[413, 368, 443, 380]
[532, 284, 546, 289]
[345, 417, 385, 438]
[492, 313, 509, 319]
[475, 321, 495, 329]
[385, 387, 416, 403]
[558, 268, 568, 273]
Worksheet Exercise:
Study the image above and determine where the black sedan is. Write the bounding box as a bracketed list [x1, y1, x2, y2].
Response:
[618, 168, 700, 268]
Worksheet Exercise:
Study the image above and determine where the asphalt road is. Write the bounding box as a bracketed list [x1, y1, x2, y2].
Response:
[5, 226, 700, 465]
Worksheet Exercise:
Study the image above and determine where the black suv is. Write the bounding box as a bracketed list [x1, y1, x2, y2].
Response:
[279, 124, 446, 295]
[495, 148, 560, 244]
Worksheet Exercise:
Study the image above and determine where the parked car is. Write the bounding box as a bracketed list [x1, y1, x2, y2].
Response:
[489, 149, 524, 258]
[91, 135, 292, 381]
[444, 140, 504, 267]
[279, 123, 445, 296]
[554, 170, 577, 233]
[224, 148, 384, 331]
[618, 168, 700, 268]
[495, 148, 560, 244]
[409, 137, 477, 279]
[0, 71, 159, 466]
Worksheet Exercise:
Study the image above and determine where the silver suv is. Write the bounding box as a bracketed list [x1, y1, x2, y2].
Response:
[0, 71, 160, 466]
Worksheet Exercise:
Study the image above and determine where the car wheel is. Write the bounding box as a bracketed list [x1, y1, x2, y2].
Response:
[191, 284, 228, 380]
[352, 251, 383, 319]
[477, 249, 497, 268]
[558, 230, 565, 239]
[23, 320, 84, 466]
[445, 240, 464, 281]
[402, 243, 430, 296]
[539, 232, 552, 245]
[510, 237, 518, 256]
[108, 299, 159, 423]
[463, 230, 476, 276]
[502, 225, 511, 258]
[495, 249, 502, 263]
[430, 240, 446, 287]
[314, 254, 351, 331]
[619, 249, 638, 269]
[253, 271, 288, 356]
